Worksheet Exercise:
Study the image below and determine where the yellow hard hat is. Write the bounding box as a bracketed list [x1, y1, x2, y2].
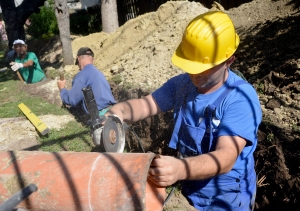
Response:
[172, 11, 240, 74]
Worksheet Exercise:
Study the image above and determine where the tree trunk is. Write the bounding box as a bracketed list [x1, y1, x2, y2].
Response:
[101, 0, 119, 33]
[0, 0, 46, 49]
[54, 0, 73, 66]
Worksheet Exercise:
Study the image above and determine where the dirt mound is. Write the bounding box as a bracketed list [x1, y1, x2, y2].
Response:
[2, 0, 300, 210]
[72, 1, 208, 90]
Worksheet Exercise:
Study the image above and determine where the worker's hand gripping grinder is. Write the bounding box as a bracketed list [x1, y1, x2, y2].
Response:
[82, 86, 125, 153]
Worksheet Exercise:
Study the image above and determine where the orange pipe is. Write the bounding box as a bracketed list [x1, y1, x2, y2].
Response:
[0, 151, 165, 211]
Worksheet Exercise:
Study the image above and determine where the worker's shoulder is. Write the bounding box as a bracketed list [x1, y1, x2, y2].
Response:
[169, 73, 190, 83]
[80, 65, 104, 78]
[83, 63, 98, 70]
[227, 71, 258, 97]
[227, 81, 259, 105]
[231, 69, 247, 81]
[84, 64, 103, 74]
[27, 51, 38, 58]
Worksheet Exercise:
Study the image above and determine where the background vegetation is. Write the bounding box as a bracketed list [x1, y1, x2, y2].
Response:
[26, 0, 59, 39]
[26, 0, 102, 39]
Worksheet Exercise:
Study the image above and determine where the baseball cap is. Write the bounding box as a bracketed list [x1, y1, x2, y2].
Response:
[75, 47, 94, 65]
[13, 39, 26, 45]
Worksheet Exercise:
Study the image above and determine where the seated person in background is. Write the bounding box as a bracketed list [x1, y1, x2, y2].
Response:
[6, 49, 17, 64]
[57, 47, 116, 116]
[10, 39, 46, 84]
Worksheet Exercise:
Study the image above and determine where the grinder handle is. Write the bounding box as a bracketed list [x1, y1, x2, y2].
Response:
[0, 183, 38, 211]
[82, 86, 101, 122]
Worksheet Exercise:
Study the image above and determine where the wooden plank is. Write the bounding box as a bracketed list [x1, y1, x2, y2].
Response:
[18, 103, 50, 135]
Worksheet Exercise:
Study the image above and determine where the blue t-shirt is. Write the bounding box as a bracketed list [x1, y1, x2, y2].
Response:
[60, 64, 116, 113]
[152, 70, 262, 210]
[153, 70, 262, 173]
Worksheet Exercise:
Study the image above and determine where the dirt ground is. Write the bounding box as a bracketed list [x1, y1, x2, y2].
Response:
[1, 0, 300, 210]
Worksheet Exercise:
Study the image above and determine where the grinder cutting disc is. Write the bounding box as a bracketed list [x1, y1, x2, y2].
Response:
[102, 115, 125, 153]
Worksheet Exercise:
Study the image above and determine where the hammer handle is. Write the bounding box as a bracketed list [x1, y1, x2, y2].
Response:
[16, 70, 25, 83]
[60, 73, 64, 80]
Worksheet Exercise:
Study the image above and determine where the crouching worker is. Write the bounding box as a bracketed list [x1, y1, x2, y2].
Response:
[57, 47, 116, 117]
[105, 11, 262, 211]
[10, 39, 46, 84]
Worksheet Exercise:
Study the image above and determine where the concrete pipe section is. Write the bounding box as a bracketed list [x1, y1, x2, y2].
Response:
[0, 151, 165, 211]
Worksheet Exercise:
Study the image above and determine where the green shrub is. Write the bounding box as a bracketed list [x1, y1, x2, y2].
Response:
[110, 75, 122, 84]
[26, 0, 59, 39]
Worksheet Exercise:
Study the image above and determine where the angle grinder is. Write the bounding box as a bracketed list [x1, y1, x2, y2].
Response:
[82, 86, 125, 153]
[102, 114, 126, 152]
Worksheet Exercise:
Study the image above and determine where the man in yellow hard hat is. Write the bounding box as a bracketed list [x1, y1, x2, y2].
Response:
[106, 11, 262, 210]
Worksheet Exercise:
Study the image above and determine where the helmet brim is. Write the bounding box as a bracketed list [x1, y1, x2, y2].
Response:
[172, 34, 239, 75]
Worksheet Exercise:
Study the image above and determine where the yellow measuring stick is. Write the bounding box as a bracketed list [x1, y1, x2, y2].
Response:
[18, 103, 50, 135]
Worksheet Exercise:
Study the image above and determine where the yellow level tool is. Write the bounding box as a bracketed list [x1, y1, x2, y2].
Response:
[18, 103, 50, 135]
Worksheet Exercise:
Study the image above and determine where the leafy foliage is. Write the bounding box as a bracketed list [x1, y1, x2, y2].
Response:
[26, 0, 59, 39]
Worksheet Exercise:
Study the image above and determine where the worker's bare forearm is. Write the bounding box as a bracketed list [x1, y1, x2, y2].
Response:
[178, 150, 235, 181]
[178, 136, 246, 181]
[22, 60, 34, 68]
[148, 146, 238, 187]
[107, 94, 160, 123]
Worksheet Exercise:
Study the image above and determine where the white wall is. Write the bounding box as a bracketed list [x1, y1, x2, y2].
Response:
[80, 0, 100, 9]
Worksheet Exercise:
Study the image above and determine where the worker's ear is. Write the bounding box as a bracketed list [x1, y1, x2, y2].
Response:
[75, 56, 79, 65]
[225, 56, 235, 67]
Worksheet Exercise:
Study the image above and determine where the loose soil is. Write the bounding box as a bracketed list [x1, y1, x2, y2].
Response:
[1, 0, 300, 210]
